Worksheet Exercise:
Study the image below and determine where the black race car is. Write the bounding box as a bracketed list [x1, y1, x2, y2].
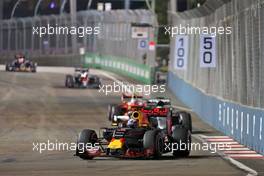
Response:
[76, 103, 192, 159]
[5, 54, 37, 73]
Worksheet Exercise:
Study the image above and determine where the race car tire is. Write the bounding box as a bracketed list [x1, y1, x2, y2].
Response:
[172, 126, 191, 157]
[110, 106, 123, 122]
[107, 104, 115, 121]
[96, 82, 102, 89]
[92, 76, 101, 89]
[97, 78, 102, 89]
[32, 63, 37, 73]
[76, 129, 98, 160]
[178, 111, 192, 132]
[31, 67, 37, 73]
[65, 75, 74, 88]
[20, 64, 26, 71]
[143, 130, 163, 158]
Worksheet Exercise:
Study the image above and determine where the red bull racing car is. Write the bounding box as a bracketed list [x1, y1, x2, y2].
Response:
[76, 101, 192, 159]
[5, 54, 37, 73]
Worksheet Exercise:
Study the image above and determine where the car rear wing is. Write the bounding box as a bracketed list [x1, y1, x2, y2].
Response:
[122, 93, 143, 99]
[142, 107, 169, 117]
[147, 98, 171, 106]
[75, 68, 89, 72]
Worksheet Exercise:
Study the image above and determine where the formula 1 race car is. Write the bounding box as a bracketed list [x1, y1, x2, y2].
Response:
[76, 103, 192, 159]
[5, 54, 37, 72]
[65, 68, 101, 89]
[107, 93, 146, 125]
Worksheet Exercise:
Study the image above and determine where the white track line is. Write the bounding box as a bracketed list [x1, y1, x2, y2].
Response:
[202, 136, 231, 139]
[209, 141, 239, 145]
[206, 138, 234, 142]
[229, 154, 263, 159]
[224, 151, 257, 154]
[219, 148, 250, 151]
[226, 157, 258, 176]
[196, 135, 258, 176]
[223, 144, 245, 148]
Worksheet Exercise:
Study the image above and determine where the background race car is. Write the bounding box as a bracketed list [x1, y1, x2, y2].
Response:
[107, 93, 146, 125]
[5, 54, 37, 73]
[65, 68, 101, 89]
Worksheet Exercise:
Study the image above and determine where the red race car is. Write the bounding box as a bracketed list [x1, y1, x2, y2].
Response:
[107, 93, 146, 126]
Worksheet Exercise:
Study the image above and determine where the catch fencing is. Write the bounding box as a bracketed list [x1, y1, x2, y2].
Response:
[169, 0, 264, 109]
[0, 10, 156, 67]
[169, 0, 264, 154]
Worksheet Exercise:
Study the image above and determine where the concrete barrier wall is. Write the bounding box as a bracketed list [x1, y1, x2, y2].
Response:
[168, 71, 264, 155]
[84, 53, 153, 84]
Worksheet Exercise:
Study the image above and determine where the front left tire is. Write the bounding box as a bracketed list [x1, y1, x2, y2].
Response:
[143, 130, 163, 158]
[76, 129, 98, 160]
[65, 75, 74, 88]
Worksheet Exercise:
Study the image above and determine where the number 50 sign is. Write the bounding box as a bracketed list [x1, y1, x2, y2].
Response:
[174, 35, 189, 70]
[200, 35, 216, 68]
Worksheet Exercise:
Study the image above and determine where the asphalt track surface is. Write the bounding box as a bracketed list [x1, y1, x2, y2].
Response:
[0, 67, 262, 176]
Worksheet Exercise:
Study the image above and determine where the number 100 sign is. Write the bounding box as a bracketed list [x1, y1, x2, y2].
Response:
[174, 35, 189, 70]
[200, 35, 216, 68]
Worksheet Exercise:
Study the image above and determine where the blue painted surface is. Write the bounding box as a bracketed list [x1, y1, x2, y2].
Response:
[168, 72, 264, 155]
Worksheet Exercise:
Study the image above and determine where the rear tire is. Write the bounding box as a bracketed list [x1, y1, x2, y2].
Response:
[111, 106, 123, 123]
[96, 82, 101, 89]
[65, 75, 74, 88]
[143, 130, 163, 158]
[32, 63, 37, 73]
[172, 126, 191, 157]
[76, 129, 98, 160]
[107, 104, 114, 121]
[178, 112, 192, 132]
[31, 66, 37, 73]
